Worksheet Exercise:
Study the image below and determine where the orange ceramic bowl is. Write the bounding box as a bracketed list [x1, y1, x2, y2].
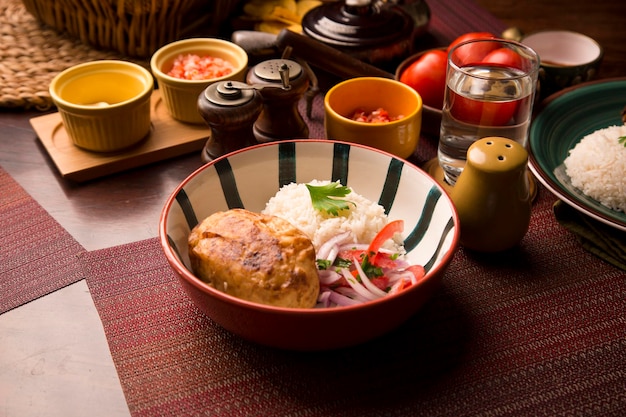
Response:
[324, 77, 422, 159]
[159, 140, 459, 351]
[395, 48, 446, 138]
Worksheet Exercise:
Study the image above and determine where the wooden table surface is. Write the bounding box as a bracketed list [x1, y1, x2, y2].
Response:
[1, 1, 624, 416]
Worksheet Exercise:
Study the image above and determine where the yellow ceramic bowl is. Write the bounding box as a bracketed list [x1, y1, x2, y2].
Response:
[324, 77, 422, 159]
[150, 38, 248, 124]
[49, 60, 154, 152]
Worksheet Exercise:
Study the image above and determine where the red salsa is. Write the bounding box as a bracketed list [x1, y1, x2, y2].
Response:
[167, 54, 234, 80]
[350, 108, 404, 123]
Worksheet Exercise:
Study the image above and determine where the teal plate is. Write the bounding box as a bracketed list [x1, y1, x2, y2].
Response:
[528, 78, 626, 232]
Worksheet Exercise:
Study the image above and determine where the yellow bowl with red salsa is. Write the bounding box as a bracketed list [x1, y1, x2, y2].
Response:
[150, 38, 248, 124]
[324, 77, 423, 159]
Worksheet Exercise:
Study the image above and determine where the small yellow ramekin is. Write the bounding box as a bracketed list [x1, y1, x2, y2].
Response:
[49, 60, 154, 152]
[150, 38, 248, 124]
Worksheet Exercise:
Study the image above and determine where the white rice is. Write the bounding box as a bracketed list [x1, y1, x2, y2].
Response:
[262, 180, 402, 251]
[563, 124, 626, 212]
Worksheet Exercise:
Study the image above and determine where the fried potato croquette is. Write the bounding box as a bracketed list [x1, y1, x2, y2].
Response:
[188, 209, 320, 308]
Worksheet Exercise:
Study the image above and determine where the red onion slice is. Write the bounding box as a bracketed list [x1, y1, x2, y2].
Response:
[317, 231, 352, 261]
[352, 256, 387, 298]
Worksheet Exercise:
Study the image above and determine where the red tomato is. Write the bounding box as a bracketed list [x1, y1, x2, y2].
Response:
[399, 50, 448, 109]
[448, 32, 498, 65]
[482, 48, 524, 70]
[447, 34, 523, 126]
[448, 32, 497, 51]
[449, 91, 518, 126]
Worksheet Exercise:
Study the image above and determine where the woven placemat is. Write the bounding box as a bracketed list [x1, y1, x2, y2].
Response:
[0, 0, 142, 111]
[79, 13, 624, 410]
[80, 195, 626, 417]
[0, 166, 85, 314]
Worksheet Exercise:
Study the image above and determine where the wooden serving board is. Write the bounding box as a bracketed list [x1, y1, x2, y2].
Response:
[30, 90, 209, 182]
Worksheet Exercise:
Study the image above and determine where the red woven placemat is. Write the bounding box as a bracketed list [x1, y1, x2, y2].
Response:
[81, 188, 626, 416]
[77, 1, 625, 415]
[0, 166, 85, 313]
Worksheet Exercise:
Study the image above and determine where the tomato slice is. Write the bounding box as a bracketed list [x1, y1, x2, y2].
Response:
[336, 248, 399, 271]
[337, 249, 366, 262]
[368, 220, 404, 265]
[370, 276, 390, 291]
[371, 252, 402, 269]
[406, 265, 425, 281]
[389, 266, 425, 294]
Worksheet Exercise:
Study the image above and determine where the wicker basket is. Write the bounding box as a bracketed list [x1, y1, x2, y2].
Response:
[21, 0, 242, 58]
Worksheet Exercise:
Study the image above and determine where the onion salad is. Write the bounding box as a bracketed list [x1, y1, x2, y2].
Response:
[315, 220, 425, 308]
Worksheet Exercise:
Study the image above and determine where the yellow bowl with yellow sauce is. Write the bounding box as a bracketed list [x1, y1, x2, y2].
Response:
[49, 60, 154, 152]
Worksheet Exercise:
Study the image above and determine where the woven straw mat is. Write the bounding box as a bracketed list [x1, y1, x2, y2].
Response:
[0, 0, 144, 111]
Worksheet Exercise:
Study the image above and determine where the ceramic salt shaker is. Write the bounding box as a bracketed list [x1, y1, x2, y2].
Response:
[197, 80, 263, 162]
[450, 137, 532, 252]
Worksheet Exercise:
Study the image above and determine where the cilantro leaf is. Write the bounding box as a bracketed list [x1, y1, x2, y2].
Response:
[334, 257, 352, 269]
[306, 182, 356, 216]
[316, 259, 332, 270]
[619, 136, 626, 147]
[360, 253, 383, 278]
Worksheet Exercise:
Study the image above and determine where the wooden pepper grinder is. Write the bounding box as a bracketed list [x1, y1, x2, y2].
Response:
[246, 59, 310, 143]
[197, 80, 263, 162]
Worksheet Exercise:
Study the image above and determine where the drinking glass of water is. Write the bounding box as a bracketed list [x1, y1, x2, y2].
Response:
[438, 38, 539, 185]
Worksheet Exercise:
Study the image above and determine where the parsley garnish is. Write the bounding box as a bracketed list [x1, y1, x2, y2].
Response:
[360, 253, 383, 278]
[316, 259, 332, 270]
[619, 136, 626, 147]
[334, 257, 352, 269]
[306, 182, 356, 216]
[317, 257, 353, 271]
